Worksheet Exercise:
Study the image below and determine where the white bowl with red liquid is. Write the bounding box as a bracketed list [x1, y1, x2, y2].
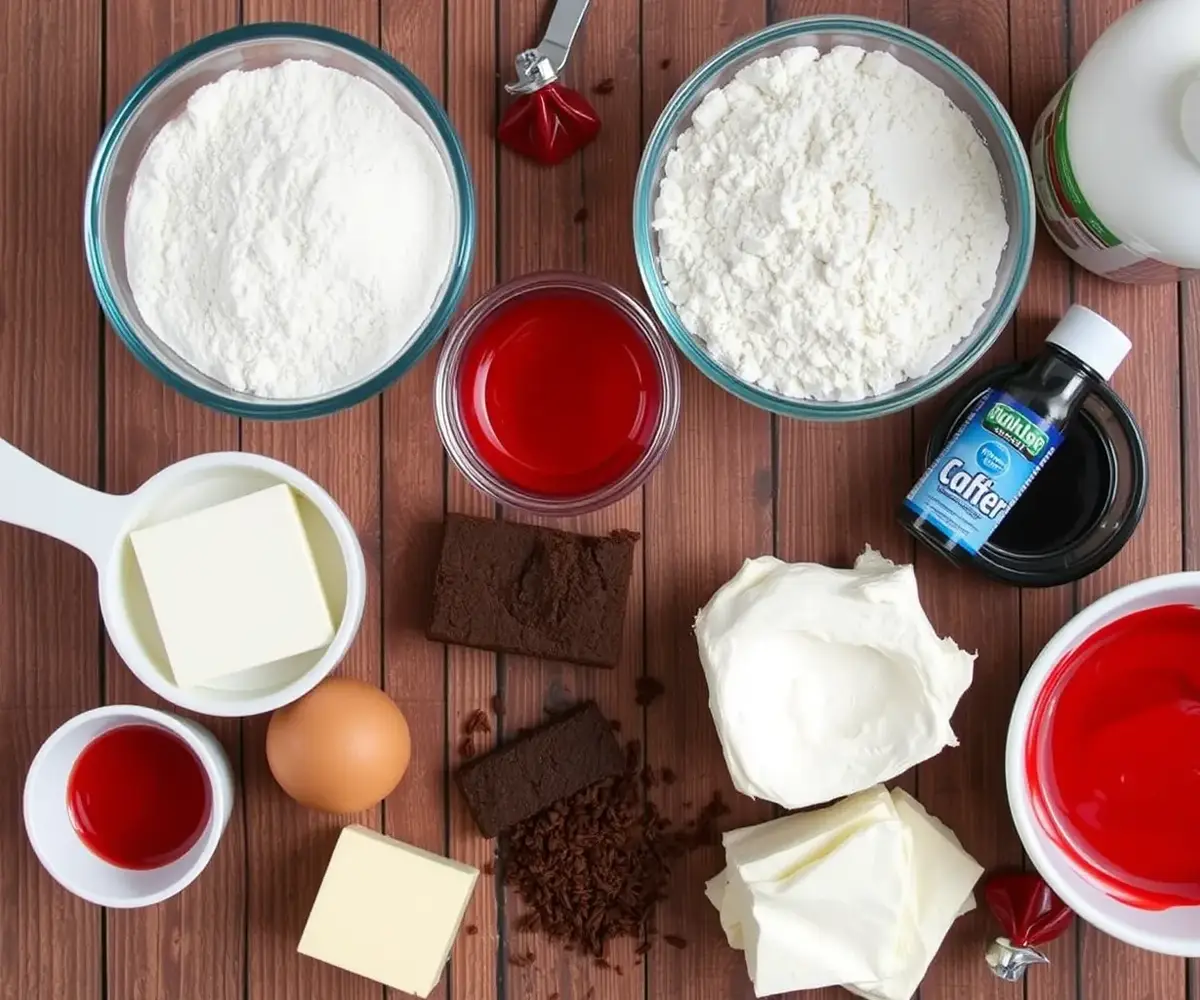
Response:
[1008, 572, 1200, 956]
[23, 705, 234, 908]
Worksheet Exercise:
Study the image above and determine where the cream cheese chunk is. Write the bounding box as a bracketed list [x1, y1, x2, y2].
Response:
[694, 548, 975, 809]
[130, 483, 335, 687]
[298, 826, 479, 996]
[708, 785, 982, 999]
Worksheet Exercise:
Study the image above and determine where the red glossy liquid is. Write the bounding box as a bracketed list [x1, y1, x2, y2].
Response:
[68, 724, 210, 870]
[1027, 604, 1200, 909]
[458, 291, 662, 496]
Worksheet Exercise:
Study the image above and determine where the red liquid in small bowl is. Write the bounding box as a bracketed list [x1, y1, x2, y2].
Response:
[457, 290, 663, 497]
[1027, 604, 1200, 909]
[68, 724, 211, 870]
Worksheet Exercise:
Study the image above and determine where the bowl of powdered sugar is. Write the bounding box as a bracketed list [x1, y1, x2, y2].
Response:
[634, 17, 1035, 420]
[85, 23, 475, 418]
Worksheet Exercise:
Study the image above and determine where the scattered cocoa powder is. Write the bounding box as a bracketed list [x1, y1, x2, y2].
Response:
[664, 934, 688, 949]
[503, 737, 720, 957]
[573, 207, 589, 224]
[592, 77, 615, 94]
[635, 676, 665, 706]
[458, 736, 477, 759]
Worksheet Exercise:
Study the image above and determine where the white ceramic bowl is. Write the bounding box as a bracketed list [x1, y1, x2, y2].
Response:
[23, 705, 235, 908]
[0, 439, 367, 717]
[1007, 572, 1200, 956]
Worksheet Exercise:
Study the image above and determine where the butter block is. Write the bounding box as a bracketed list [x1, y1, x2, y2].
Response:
[298, 825, 478, 996]
[130, 483, 334, 687]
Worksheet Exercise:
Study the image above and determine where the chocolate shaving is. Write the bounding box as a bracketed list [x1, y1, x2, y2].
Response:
[664, 934, 687, 949]
[464, 708, 491, 736]
[458, 736, 477, 759]
[635, 676, 665, 706]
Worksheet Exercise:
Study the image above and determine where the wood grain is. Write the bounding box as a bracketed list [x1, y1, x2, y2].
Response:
[101, 4, 246, 1000]
[641, 4, 772, 1000]
[443, 1, 502, 999]
[0, 1, 103, 1000]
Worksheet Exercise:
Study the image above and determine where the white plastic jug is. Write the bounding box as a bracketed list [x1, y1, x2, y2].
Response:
[1031, 0, 1200, 283]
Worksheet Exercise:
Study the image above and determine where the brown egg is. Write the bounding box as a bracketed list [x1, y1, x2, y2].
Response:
[266, 677, 411, 813]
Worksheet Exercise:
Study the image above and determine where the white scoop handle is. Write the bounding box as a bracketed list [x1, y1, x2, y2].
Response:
[0, 438, 129, 567]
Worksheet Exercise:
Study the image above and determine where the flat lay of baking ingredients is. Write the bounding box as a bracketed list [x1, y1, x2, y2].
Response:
[3, 0, 1200, 998]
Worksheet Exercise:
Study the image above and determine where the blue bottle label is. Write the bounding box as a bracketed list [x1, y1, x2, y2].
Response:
[904, 391, 1064, 555]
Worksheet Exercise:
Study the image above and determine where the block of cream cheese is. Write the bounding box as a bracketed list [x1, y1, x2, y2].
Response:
[130, 484, 334, 687]
[707, 786, 982, 999]
[694, 549, 975, 809]
[298, 825, 479, 996]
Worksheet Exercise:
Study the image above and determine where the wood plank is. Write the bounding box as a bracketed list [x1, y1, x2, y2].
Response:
[442, 1, 501, 999]
[492, 1, 649, 998]
[1007, 0, 1080, 996]
[377, 4, 451, 1000]
[0, 1, 103, 999]
[1068, 2, 1186, 999]
[237, 4, 384, 1000]
[904, 2, 1024, 999]
[641, 4, 772, 1000]
[101, 4, 245, 1000]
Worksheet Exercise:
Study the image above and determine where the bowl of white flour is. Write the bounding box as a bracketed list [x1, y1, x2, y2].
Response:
[85, 23, 475, 418]
[634, 17, 1035, 420]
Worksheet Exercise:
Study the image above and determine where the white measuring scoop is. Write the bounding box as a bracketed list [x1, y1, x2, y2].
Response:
[0, 439, 367, 717]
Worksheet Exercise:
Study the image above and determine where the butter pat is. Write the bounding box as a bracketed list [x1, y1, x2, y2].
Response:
[299, 825, 479, 996]
[708, 786, 982, 999]
[695, 549, 975, 809]
[130, 484, 334, 687]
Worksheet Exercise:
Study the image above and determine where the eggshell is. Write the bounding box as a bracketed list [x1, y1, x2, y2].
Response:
[266, 677, 411, 813]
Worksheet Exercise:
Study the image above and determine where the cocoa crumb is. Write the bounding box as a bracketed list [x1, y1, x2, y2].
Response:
[635, 676, 665, 706]
[635, 941, 653, 955]
[641, 765, 658, 788]
[573, 207, 589, 224]
[660, 57, 672, 69]
[594, 957, 610, 969]
[458, 736, 477, 759]
[592, 77, 615, 95]
[609, 719, 622, 732]
[615, 965, 624, 975]
[464, 708, 491, 735]
[660, 767, 677, 785]
[586, 989, 596, 1000]
[664, 934, 688, 949]
[508, 949, 536, 968]
[549, 994, 561, 1000]
[466, 924, 479, 936]
[482, 861, 495, 875]
[491, 694, 505, 717]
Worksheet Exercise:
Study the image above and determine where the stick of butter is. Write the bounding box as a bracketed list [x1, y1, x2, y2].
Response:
[130, 483, 334, 687]
[299, 825, 479, 996]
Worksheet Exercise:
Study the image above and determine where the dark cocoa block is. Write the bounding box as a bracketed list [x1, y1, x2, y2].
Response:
[428, 513, 637, 668]
[455, 702, 624, 837]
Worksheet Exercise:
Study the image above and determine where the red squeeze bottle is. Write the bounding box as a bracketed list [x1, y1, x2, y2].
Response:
[498, 0, 600, 166]
[983, 872, 1073, 981]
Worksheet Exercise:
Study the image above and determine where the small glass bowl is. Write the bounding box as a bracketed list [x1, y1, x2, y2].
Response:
[434, 273, 681, 517]
[633, 16, 1036, 421]
[85, 23, 476, 420]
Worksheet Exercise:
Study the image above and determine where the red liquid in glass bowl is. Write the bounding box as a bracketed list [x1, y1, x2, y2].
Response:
[435, 274, 680, 516]
[68, 723, 211, 870]
[1026, 604, 1200, 909]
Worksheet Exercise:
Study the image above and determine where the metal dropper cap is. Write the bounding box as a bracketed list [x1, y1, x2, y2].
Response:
[1045, 305, 1132, 381]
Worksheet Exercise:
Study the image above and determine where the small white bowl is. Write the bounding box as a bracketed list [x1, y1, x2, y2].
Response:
[0, 439, 367, 717]
[1007, 572, 1200, 956]
[23, 705, 235, 908]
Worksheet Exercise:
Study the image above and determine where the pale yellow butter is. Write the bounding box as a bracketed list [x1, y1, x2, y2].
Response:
[130, 483, 334, 687]
[298, 825, 479, 996]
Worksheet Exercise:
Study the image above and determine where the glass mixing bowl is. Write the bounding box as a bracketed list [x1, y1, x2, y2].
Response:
[633, 16, 1036, 421]
[85, 23, 476, 420]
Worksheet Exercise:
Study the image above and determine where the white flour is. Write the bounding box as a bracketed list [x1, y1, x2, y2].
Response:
[653, 46, 1009, 401]
[125, 60, 455, 399]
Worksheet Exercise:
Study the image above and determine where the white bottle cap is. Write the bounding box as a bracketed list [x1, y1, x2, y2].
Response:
[1045, 304, 1132, 381]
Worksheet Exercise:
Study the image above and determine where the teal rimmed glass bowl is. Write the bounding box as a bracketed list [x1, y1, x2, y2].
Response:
[633, 17, 1035, 421]
[85, 23, 475, 420]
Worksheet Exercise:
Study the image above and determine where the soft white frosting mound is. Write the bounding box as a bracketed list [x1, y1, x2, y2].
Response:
[694, 548, 975, 810]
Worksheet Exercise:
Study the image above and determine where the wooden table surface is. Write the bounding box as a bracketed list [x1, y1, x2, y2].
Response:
[1, 1, 1194, 999]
